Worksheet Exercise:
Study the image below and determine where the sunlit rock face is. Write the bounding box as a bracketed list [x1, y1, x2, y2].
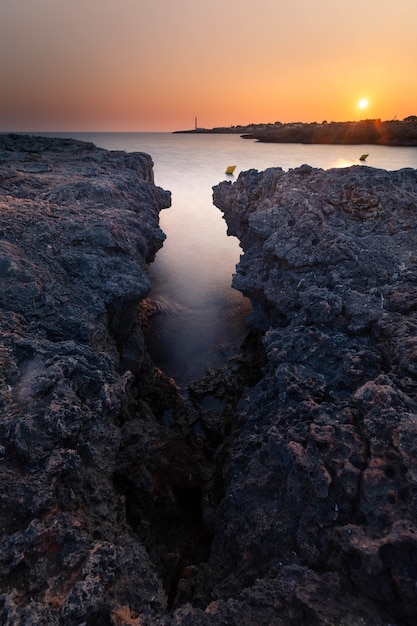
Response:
[208, 165, 417, 625]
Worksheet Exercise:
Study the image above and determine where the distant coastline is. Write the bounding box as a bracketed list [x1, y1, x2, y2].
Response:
[173, 127, 245, 134]
[174, 117, 417, 146]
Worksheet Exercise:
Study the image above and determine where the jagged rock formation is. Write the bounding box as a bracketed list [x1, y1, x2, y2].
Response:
[0, 134, 177, 624]
[0, 135, 264, 626]
[206, 164, 417, 625]
[3, 135, 417, 625]
[176, 117, 417, 146]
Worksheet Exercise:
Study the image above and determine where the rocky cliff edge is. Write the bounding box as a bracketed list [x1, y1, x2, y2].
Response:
[210, 164, 417, 625]
[3, 135, 417, 625]
[0, 134, 175, 624]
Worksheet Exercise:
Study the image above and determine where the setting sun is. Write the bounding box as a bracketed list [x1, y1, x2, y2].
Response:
[0, 1, 416, 131]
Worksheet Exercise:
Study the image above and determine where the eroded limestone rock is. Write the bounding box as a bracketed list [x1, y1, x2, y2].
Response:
[0, 135, 172, 624]
[203, 164, 417, 625]
[3, 136, 417, 625]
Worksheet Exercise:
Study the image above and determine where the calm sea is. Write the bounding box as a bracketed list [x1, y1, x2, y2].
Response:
[32, 132, 417, 384]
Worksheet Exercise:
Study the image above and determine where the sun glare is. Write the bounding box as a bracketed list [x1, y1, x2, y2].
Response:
[358, 98, 369, 110]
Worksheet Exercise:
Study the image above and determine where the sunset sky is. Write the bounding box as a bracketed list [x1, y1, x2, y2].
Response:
[1, 0, 416, 132]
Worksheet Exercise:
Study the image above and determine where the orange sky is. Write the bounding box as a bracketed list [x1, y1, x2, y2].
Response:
[0, 0, 416, 131]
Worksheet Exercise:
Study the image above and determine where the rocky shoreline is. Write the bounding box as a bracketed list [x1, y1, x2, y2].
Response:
[175, 117, 417, 146]
[212, 164, 417, 625]
[247, 118, 417, 146]
[1, 135, 417, 625]
[0, 135, 175, 623]
[0, 134, 263, 625]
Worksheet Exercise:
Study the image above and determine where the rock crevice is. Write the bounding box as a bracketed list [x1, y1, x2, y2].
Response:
[0, 135, 263, 625]
[0, 135, 174, 623]
[2, 135, 417, 625]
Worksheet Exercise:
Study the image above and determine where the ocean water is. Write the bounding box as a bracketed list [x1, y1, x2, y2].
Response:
[34, 132, 417, 384]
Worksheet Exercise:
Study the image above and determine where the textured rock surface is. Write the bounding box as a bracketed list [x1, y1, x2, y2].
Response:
[0, 134, 174, 624]
[3, 135, 417, 625]
[0, 136, 266, 626]
[206, 165, 417, 625]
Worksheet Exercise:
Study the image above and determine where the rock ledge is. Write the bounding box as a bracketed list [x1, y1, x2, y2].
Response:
[209, 164, 417, 625]
[0, 134, 174, 624]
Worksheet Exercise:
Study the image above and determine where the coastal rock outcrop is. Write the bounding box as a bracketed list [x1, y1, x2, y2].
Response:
[0, 134, 176, 624]
[246, 117, 417, 145]
[205, 164, 417, 625]
[3, 134, 417, 625]
[176, 117, 417, 146]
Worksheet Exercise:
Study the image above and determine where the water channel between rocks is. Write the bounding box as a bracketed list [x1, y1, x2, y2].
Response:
[42, 132, 417, 386]
[4, 133, 417, 624]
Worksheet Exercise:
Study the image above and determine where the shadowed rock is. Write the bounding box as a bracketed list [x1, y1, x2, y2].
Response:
[0, 135, 173, 624]
[204, 164, 417, 625]
[248, 117, 417, 145]
[3, 135, 417, 625]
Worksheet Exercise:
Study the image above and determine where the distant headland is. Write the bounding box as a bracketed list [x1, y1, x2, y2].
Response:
[174, 116, 417, 146]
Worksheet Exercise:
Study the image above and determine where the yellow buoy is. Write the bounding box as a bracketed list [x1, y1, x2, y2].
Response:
[225, 165, 236, 175]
